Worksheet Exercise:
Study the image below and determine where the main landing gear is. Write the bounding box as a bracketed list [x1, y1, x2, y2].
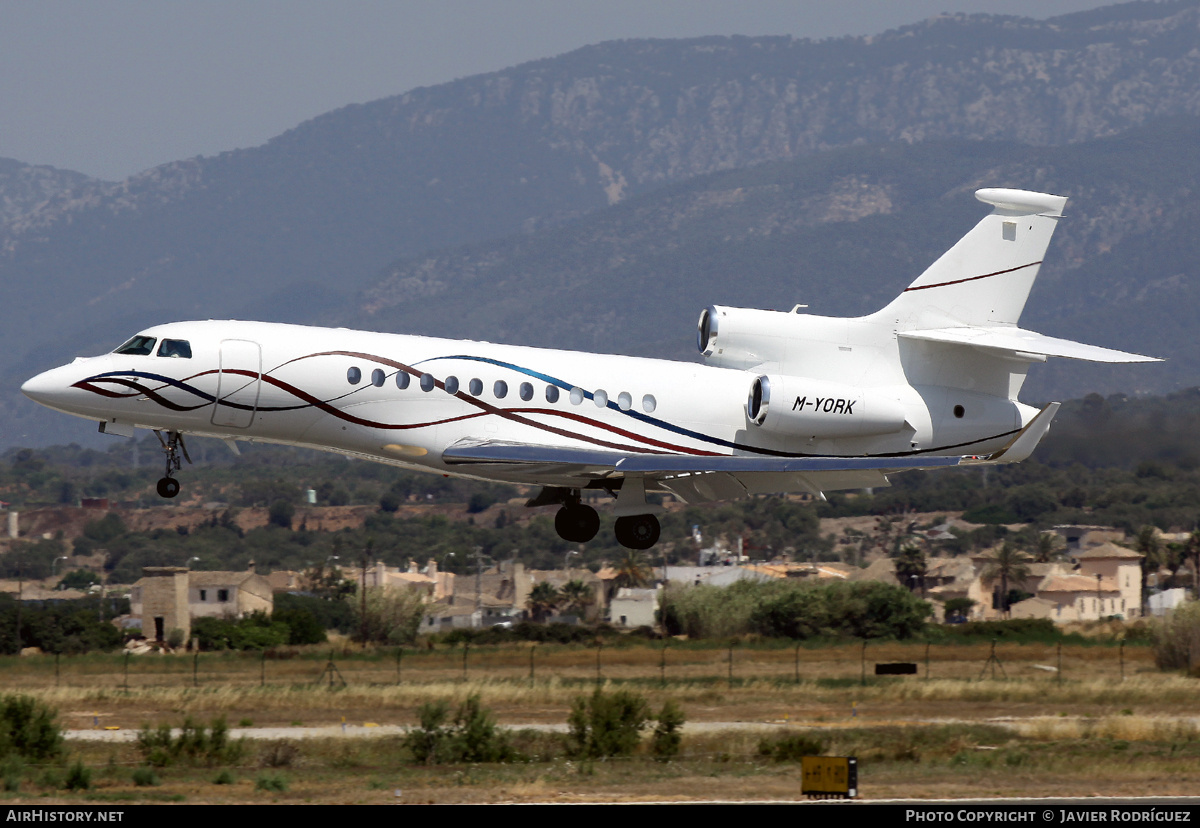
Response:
[532, 485, 662, 550]
[154, 430, 190, 499]
[555, 501, 600, 543]
[614, 514, 660, 550]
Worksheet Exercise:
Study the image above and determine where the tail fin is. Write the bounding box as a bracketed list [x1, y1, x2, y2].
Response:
[875, 188, 1067, 330]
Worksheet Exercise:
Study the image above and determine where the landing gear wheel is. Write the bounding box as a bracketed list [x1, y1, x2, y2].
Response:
[153, 430, 190, 499]
[555, 504, 600, 543]
[614, 514, 660, 550]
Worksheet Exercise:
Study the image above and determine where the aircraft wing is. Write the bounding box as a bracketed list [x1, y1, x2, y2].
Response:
[442, 401, 1060, 502]
[441, 439, 964, 501]
[899, 326, 1161, 363]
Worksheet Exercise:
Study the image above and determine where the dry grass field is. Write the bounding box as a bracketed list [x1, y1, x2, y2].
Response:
[2, 639, 1198, 804]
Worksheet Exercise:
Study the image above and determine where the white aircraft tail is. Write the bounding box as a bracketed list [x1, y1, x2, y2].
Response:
[874, 188, 1067, 331]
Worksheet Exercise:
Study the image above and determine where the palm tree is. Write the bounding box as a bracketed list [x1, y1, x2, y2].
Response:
[526, 581, 561, 623]
[1187, 528, 1200, 594]
[981, 542, 1032, 617]
[1033, 531, 1063, 563]
[614, 550, 652, 590]
[560, 579, 594, 619]
[894, 539, 928, 596]
[1133, 525, 1163, 614]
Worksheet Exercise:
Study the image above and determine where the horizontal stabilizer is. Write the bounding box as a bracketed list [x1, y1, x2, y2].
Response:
[899, 327, 1161, 364]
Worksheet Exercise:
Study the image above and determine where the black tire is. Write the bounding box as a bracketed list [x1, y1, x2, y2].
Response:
[614, 514, 661, 550]
[157, 477, 181, 499]
[554, 504, 600, 543]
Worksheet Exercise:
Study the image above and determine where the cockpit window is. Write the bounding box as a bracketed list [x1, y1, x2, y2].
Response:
[114, 335, 157, 356]
[157, 339, 192, 359]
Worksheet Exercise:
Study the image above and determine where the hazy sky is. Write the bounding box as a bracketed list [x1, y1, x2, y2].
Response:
[1, 0, 1127, 180]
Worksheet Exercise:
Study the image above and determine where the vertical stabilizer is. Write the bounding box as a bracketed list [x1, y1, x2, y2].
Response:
[876, 189, 1067, 331]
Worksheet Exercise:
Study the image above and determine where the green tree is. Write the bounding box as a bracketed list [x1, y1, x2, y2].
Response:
[894, 539, 927, 595]
[353, 586, 424, 644]
[567, 688, 649, 759]
[982, 542, 1033, 617]
[559, 579, 594, 619]
[1133, 525, 1162, 614]
[614, 550, 652, 589]
[526, 581, 561, 622]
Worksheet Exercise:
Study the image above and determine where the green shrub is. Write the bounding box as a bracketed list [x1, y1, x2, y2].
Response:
[403, 694, 517, 764]
[64, 760, 91, 791]
[661, 580, 930, 640]
[213, 769, 235, 785]
[131, 767, 160, 787]
[0, 695, 62, 761]
[757, 733, 827, 762]
[136, 716, 246, 767]
[651, 700, 685, 762]
[255, 773, 288, 792]
[1153, 601, 1200, 671]
[567, 688, 649, 759]
[1, 756, 22, 792]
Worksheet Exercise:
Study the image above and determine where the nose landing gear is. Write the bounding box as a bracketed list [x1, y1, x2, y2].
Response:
[153, 430, 190, 499]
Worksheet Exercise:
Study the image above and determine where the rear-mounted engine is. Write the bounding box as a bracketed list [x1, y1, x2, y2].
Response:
[745, 374, 908, 439]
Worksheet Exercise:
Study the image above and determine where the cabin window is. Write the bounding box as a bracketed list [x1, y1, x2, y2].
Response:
[545, 385, 560, 403]
[347, 367, 361, 384]
[570, 387, 584, 405]
[617, 391, 632, 411]
[371, 369, 385, 387]
[494, 380, 508, 399]
[157, 339, 192, 359]
[594, 389, 608, 408]
[642, 394, 657, 413]
[420, 373, 435, 392]
[396, 372, 410, 389]
[519, 382, 533, 401]
[114, 335, 156, 356]
[469, 378, 483, 396]
[444, 376, 459, 394]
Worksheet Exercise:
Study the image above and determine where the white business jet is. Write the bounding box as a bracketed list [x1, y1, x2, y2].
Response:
[21, 189, 1157, 549]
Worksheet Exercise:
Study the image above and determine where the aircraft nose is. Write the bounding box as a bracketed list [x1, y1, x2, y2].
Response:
[21, 368, 61, 405]
[21, 362, 89, 410]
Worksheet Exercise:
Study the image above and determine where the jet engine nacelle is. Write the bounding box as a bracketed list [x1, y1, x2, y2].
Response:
[745, 374, 909, 439]
[697, 305, 803, 370]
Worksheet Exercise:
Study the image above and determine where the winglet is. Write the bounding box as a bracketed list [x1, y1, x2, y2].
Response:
[969, 402, 1060, 464]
